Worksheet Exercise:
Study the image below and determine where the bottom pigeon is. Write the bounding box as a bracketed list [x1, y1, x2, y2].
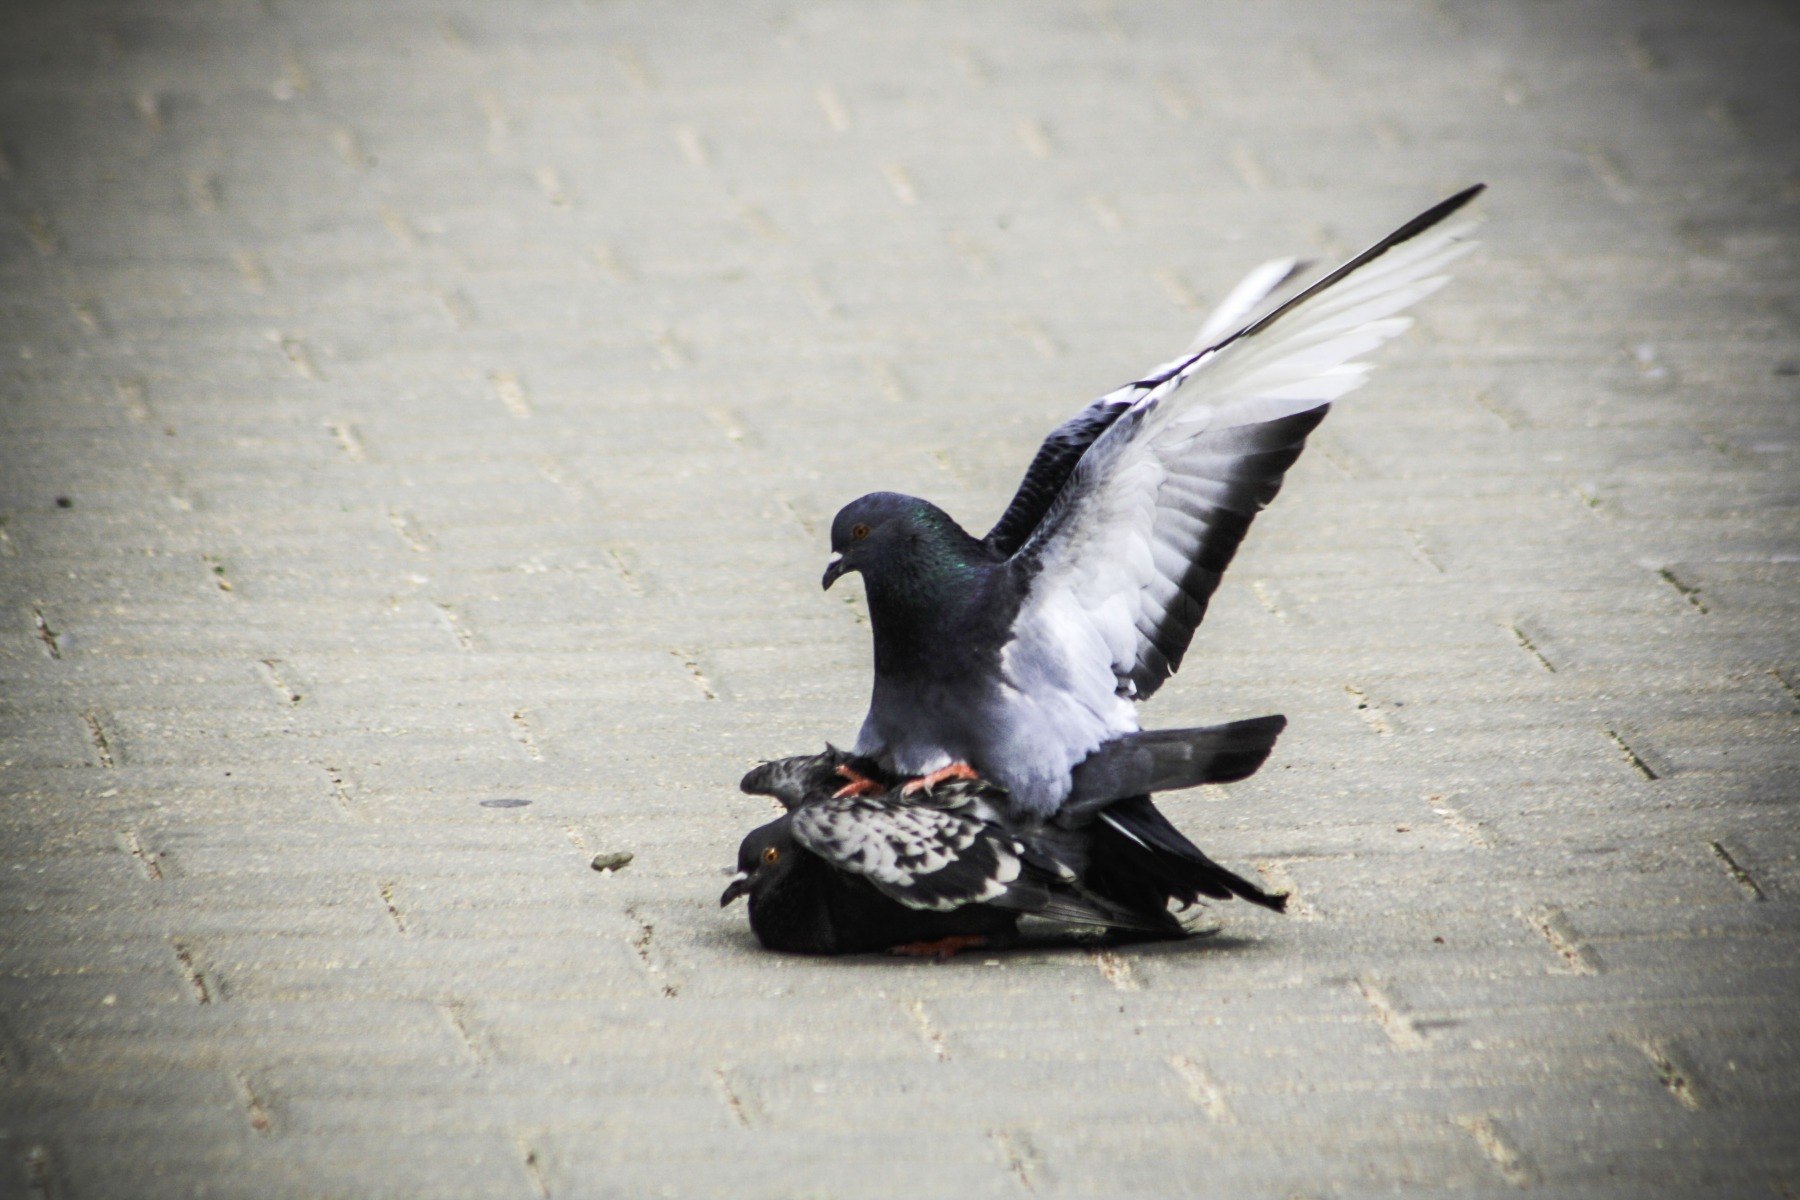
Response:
[723, 718, 1287, 956]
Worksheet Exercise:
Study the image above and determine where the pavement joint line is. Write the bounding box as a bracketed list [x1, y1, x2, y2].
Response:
[988, 1128, 1041, 1193]
[866, 358, 909, 402]
[82, 709, 117, 768]
[1708, 841, 1767, 901]
[672, 651, 718, 701]
[533, 167, 571, 208]
[517, 1135, 552, 1199]
[732, 200, 783, 243]
[589, 242, 633, 281]
[1503, 621, 1557, 673]
[603, 547, 644, 596]
[1635, 1037, 1706, 1111]
[652, 327, 693, 368]
[232, 248, 266, 293]
[1344, 684, 1393, 736]
[1090, 949, 1141, 991]
[1402, 527, 1447, 573]
[880, 161, 919, 206]
[279, 335, 320, 380]
[1252, 859, 1316, 920]
[390, 507, 432, 554]
[31, 605, 62, 658]
[904, 998, 950, 1062]
[1427, 795, 1494, 848]
[21, 1144, 58, 1198]
[1015, 117, 1055, 158]
[437, 1000, 488, 1063]
[1356, 976, 1425, 1050]
[509, 710, 544, 761]
[438, 288, 477, 330]
[434, 603, 474, 651]
[674, 125, 710, 169]
[1455, 1114, 1539, 1188]
[320, 764, 361, 822]
[1525, 906, 1602, 975]
[379, 206, 419, 249]
[712, 1066, 753, 1128]
[1656, 566, 1708, 612]
[257, 659, 304, 707]
[532, 455, 583, 503]
[612, 44, 654, 90]
[1603, 724, 1663, 781]
[236, 1071, 275, 1133]
[327, 420, 367, 462]
[118, 829, 165, 881]
[331, 126, 368, 171]
[491, 371, 533, 418]
[814, 83, 851, 132]
[170, 941, 213, 1005]
[625, 907, 679, 998]
[380, 882, 408, 935]
[1166, 1055, 1235, 1124]
[1010, 315, 1061, 359]
[1249, 580, 1289, 622]
[1228, 143, 1272, 192]
[21, 209, 59, 255]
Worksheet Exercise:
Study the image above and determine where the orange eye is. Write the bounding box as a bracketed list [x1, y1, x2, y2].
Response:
[762, 846, 780, 865]
[851, 523, 871, 540]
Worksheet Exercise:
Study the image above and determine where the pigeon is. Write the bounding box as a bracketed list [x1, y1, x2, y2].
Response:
[822, 186, 1484, 817]
[723, 718, 1286, 956]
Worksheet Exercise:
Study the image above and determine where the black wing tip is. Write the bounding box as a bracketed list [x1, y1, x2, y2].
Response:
[1390, 182, 1487, 247]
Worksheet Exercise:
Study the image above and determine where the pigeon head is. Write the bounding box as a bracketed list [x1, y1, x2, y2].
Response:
[822, 492, 978, 591]
[721, 816, 802, 907]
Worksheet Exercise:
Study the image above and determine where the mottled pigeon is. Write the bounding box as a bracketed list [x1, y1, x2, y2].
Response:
[724, 723, 1285, 956]
[822, 186, 1484, 817]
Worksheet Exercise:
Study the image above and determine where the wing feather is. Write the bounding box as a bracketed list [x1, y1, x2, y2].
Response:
[1010, 188, 1483, 704]
[790, 794, 1031, 913]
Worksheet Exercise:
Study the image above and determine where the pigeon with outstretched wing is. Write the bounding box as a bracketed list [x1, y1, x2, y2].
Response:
[821, 186, 1483, 818]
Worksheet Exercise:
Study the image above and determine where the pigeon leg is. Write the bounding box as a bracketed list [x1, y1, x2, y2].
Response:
[832, 763, 887, 799]
[888, 934, 988, 960]
[901, 762, 982, 796]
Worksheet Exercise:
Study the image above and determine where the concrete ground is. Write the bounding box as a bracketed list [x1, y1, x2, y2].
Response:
[2, 1, 1796, 1196]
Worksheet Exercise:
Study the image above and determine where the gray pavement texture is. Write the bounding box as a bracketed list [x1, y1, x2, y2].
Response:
[1, 0, 1797, 1197]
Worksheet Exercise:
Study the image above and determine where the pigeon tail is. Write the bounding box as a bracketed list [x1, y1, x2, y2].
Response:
[1093, 796, 1288, 913]
[1060, 715, 1287, 821]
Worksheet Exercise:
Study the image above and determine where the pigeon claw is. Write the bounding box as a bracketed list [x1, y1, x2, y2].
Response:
[888, 935, 987, 960]
[902, 762, 982, 796]
[831, 764, 887, 799]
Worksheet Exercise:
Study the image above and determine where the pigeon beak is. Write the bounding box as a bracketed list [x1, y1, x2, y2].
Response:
[720, 871, 751, 907]
[821, 552, 850, 591]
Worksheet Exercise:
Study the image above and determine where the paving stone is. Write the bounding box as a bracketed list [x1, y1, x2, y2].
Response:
[1, 0, 1795, 1195]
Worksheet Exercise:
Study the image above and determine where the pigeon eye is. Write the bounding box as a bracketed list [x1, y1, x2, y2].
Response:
[762, 846, 780, 865]
[851, 523, 871, 540]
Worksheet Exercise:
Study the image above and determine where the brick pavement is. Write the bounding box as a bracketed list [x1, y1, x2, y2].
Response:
[1, 1, 1796, 1196]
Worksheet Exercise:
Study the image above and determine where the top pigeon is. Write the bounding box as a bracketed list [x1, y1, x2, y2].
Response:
[822, 186, 1485, 818]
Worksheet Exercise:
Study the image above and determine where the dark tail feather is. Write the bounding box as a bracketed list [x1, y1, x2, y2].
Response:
[1090, 796, 1287, 914]
[1062, 715, 1287, 821]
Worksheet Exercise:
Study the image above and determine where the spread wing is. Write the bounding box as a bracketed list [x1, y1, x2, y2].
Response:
[1007, 185, 1484, 704]
[981, 258, 1306, 557]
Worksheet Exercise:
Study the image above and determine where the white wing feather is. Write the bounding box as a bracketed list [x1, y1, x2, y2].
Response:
[1007, 206, 1482, 749]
